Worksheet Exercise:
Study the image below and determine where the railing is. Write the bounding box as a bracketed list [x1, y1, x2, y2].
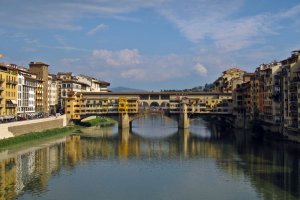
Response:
[6, 80, 18, 85]
[291, 77, 300, 82]
[6, 104, 17, 108]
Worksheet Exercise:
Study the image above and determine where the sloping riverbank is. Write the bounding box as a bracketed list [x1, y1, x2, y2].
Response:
[0, 117, 116, 150]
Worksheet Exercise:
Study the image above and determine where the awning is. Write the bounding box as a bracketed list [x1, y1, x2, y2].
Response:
[11, 100, 17, 105]
[4, 116, 14, 119]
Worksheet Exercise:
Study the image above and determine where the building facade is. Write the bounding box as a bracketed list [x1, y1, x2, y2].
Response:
[17, 67, 37, 118]
[0, 64, 18, 120]
[212, 68, 246, 93]
[48, 75, 59, 115]
[29, 62, 49, 116]
[232, 50, 300, 133]
[281, 51, 300, 130]
[76, 74, 110, 92]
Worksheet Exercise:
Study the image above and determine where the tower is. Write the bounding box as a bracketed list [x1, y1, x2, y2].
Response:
[29, 62, 49, 116]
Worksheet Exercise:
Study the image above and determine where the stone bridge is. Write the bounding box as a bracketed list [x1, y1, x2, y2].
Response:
[65, 91, 233, 129]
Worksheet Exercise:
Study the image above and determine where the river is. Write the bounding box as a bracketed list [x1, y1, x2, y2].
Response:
[0, 114, 299, 200]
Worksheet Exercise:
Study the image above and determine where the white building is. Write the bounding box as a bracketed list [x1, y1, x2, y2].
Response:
[48, 75, 59, 114]
[17, 67, 37, 117]
[57, 72, 110, 112]
[76, 74, 110, 92]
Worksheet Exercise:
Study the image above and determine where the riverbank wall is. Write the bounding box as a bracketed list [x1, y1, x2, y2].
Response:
[233, 116, 300, 143]
[0, 115, 67, 139]
[234, 117, 282, 133]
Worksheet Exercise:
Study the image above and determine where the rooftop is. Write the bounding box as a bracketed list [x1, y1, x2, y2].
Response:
[57, 72, 72, 75]
[29, 61, 49, 66]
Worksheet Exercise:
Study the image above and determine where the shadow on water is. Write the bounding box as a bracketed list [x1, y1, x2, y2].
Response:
[0, 114, 298, 200]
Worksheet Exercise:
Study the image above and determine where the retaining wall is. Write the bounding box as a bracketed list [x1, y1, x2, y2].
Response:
[0, 115, 67, 139]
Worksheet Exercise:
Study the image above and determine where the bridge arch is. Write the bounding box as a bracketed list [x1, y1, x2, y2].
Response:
[139, 102, 149, 107]
[150, 102, 159, 107]
[160, 101, 169, 108]
[78, 115, 119, 125]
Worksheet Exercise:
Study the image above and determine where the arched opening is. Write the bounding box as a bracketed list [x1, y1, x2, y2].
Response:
[160, 102, 169, 109]
[139, 101, 149, 108]
[150, 102, 159, 108]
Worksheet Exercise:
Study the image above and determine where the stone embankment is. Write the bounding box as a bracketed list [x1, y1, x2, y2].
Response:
[0, 115, 67, 139]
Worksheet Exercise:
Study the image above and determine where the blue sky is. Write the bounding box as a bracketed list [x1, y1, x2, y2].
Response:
[0, 0, 300, 91]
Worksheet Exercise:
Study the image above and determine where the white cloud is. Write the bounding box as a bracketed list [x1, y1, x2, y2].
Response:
[121, 68, 146, 79]
[118, 49, 141, 65]
[111, 15, 141, 22]
[88, 49, 195, 82]
[54, 34, 67, 46]
[54, 47, 237, 86]
[194, 63, 207, 76]
[60, 58, 81, 66]
[211, 14, 275, 51]
[39, 45, 89, 52]
[158, 0, 279, 51]
[92, 48, 141, 66]
[92, 49, 116, 65]
[87, 24, 108, 35]
[0, 0, 168, 30]
[1, 0, 298, 54]
[280, 4, 300, 18]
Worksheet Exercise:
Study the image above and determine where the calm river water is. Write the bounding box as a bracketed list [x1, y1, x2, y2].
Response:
[0, 115, 299, 200]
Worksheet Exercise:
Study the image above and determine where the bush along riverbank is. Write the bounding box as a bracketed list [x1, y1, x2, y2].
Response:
[0, 117, 116, 150]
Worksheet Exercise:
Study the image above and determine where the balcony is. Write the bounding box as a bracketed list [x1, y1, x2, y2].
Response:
[6, 104, 17, 108]
[6, 80, 18, 85]
[290, 97, 298, 102]
[291, 77, 300, 83]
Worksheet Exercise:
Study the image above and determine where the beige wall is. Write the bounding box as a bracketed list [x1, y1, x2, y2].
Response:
[0, 115, 67, 139]
[8, 119, 64, 136]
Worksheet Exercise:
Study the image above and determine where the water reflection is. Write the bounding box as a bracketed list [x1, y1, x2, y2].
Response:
[132, 114, 178, 138]
[0, 115, 298, 200]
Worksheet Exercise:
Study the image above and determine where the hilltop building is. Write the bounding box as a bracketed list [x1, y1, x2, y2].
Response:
[76, 74, 110, 92]
[212, 68, 246, 93]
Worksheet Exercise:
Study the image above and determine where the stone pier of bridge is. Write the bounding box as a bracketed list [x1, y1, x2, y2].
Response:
[118, 113, 131, 129]
[178, 103, 190, 129]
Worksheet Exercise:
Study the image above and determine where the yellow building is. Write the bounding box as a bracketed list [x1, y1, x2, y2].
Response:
[205, 98, 222, 110]
[118, 97, 139, 114]
[65, 92, 83, 120]
[0, 64, 18, 119]
[66, 92, 139, 120]
[0, 158, 17, 200]
[35, 79, 44, 113]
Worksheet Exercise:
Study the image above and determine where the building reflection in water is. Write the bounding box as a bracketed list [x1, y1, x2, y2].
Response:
[0, 115, 298, 199]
